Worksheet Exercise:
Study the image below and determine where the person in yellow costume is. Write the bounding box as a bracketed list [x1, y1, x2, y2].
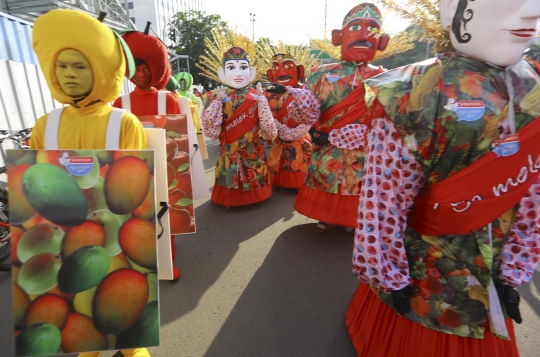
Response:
[31, 9, 151, 357]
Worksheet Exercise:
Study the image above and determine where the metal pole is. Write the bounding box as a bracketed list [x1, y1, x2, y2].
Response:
[425, 42, 431, 60]
[124, 0, 130, 27]
[324, 0, 327, 40]
[249, 13, 256, 42]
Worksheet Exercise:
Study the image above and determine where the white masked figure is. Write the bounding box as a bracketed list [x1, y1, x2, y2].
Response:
[344, 1, 540, 356]
[201, 47, 277, 207]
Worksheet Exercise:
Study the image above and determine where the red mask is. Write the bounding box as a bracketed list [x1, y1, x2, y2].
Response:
[332, 18, 388, 64]
[266, 59, 304, 88]
[133, 62, 152, 90]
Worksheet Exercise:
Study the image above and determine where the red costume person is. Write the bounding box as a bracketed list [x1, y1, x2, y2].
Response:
[293, 3, 389, 234]
[265, 54, 320, 188]
[112, 24, 181, 280]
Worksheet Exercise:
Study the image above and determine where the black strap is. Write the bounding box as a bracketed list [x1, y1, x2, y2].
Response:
[156, 201, 168, 239]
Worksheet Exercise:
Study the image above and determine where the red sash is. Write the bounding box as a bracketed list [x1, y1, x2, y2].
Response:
[275, 96, 299, 128]
[219, 89, 259, 145]
[318, 85, 366, 133]
[408, 115, 540, 236]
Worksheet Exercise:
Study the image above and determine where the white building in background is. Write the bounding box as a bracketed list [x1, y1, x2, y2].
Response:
[127, 0, 203, 41]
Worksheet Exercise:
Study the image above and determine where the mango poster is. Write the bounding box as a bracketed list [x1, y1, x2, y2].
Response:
[7, 150, 160, 356]
[137, 114, 196, 234]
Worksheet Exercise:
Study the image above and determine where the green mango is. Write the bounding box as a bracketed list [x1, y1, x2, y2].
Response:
[17, 223, 65, 263]
[11, 151, 36, 166]
[22, 163, 88, 227]
[89, 209, 123, 256]
[18, 253, 61, 294]
[146, 273, 158, 303]
[16, 323, 61, 356]
[58, 245, 111, 294]
[95, 151, 114, 166]
[115, 300, 159, 349]
[83, 176, 107, 215]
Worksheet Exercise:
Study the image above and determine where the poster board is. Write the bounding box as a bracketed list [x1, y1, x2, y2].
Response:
[143, 129, 173, 280]
[137, 114, 201, 234]
[178, 97, 210, 201]
[7, 149, 160, 356]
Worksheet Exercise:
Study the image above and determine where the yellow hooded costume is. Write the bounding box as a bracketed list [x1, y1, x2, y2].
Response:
[30, 9, 146, 150]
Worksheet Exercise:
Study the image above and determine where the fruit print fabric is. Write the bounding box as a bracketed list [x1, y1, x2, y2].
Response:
[304, 62, 384, 195]
[353, 54, 540, 338]
[202, 87, 277, 191]
[265, 87, 319, 184]
[7, 150, 160, 355]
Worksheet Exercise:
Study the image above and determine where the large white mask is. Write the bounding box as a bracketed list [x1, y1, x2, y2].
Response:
[440, 0, 540, 67]
[217, 59, 256, 89]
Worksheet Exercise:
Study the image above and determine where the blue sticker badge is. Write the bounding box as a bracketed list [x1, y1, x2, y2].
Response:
[59, 152, 95, 176]
[326, 74, 341, 83]
[492, 134, 520, 157]
[444, 99, 485, 122]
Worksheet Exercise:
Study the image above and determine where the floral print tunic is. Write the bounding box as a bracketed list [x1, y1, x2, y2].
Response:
[351, 54, 540, 339]
[202, 87, 277, 191]
[305, 62, 384, 195]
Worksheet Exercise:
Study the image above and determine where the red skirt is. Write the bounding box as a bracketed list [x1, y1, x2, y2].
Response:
[346, 283, 519, 357]
[294, 185, 358, 227]
[270, 171, 306, 189]
[211, 184, 272, 207]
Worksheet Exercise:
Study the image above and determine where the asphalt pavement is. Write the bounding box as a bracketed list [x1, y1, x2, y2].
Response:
[1, 137, 539, 357]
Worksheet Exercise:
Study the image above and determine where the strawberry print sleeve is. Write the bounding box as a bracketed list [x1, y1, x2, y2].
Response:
[498, 178, 540, 287]
[257, 95, 278, 141]
[276, 87, 320, 141]
[201, 98, 223, 140]
[278, 124, 312, 141]
[353, 116, 426, 292]
[328, 124, 368, 150]
[286, 86, 321, 126]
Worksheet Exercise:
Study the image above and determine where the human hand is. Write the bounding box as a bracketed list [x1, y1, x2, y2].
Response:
[256, 82, 263, 95]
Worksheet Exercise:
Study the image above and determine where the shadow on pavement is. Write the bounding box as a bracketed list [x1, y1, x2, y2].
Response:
[517, 269, 540, 320]
[159, 186, 299, 327]
[202, 224, 358, 357]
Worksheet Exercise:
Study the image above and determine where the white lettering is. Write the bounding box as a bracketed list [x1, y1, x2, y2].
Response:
[493, 154, 540, 197]
[517, 166, 528, 183]
[225, 102, 258, 132]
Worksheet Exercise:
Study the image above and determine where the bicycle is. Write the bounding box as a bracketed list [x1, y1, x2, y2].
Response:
[0, 128, 32, 271]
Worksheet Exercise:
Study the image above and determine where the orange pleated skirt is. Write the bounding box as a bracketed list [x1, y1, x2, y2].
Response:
[211, 184, 272, 207]
[294, 185, 358, 227]
[270, 171, 306, 189]
[346, 283, 519, 357]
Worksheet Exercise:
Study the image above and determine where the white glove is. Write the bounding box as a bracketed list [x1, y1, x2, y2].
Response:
[256, 82, 263, 95]
[274, 120, 283, 130]
[215, 85, 227, 99]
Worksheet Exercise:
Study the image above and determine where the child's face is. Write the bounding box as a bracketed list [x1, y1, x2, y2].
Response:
[134, 62, 152, 89]
[55, 49, 94, 97]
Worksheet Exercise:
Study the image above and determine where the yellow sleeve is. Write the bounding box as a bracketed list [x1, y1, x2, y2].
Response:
[119, 112, 147, 150]
[30, 114, 48, 150]
[193, 105, 202, 133]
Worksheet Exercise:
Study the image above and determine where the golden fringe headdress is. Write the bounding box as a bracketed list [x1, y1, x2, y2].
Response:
[257, 41, 320, 74]
[196, 27, 264, 83]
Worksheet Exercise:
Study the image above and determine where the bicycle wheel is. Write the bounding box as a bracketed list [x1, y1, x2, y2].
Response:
[0, 236, 11, 272]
